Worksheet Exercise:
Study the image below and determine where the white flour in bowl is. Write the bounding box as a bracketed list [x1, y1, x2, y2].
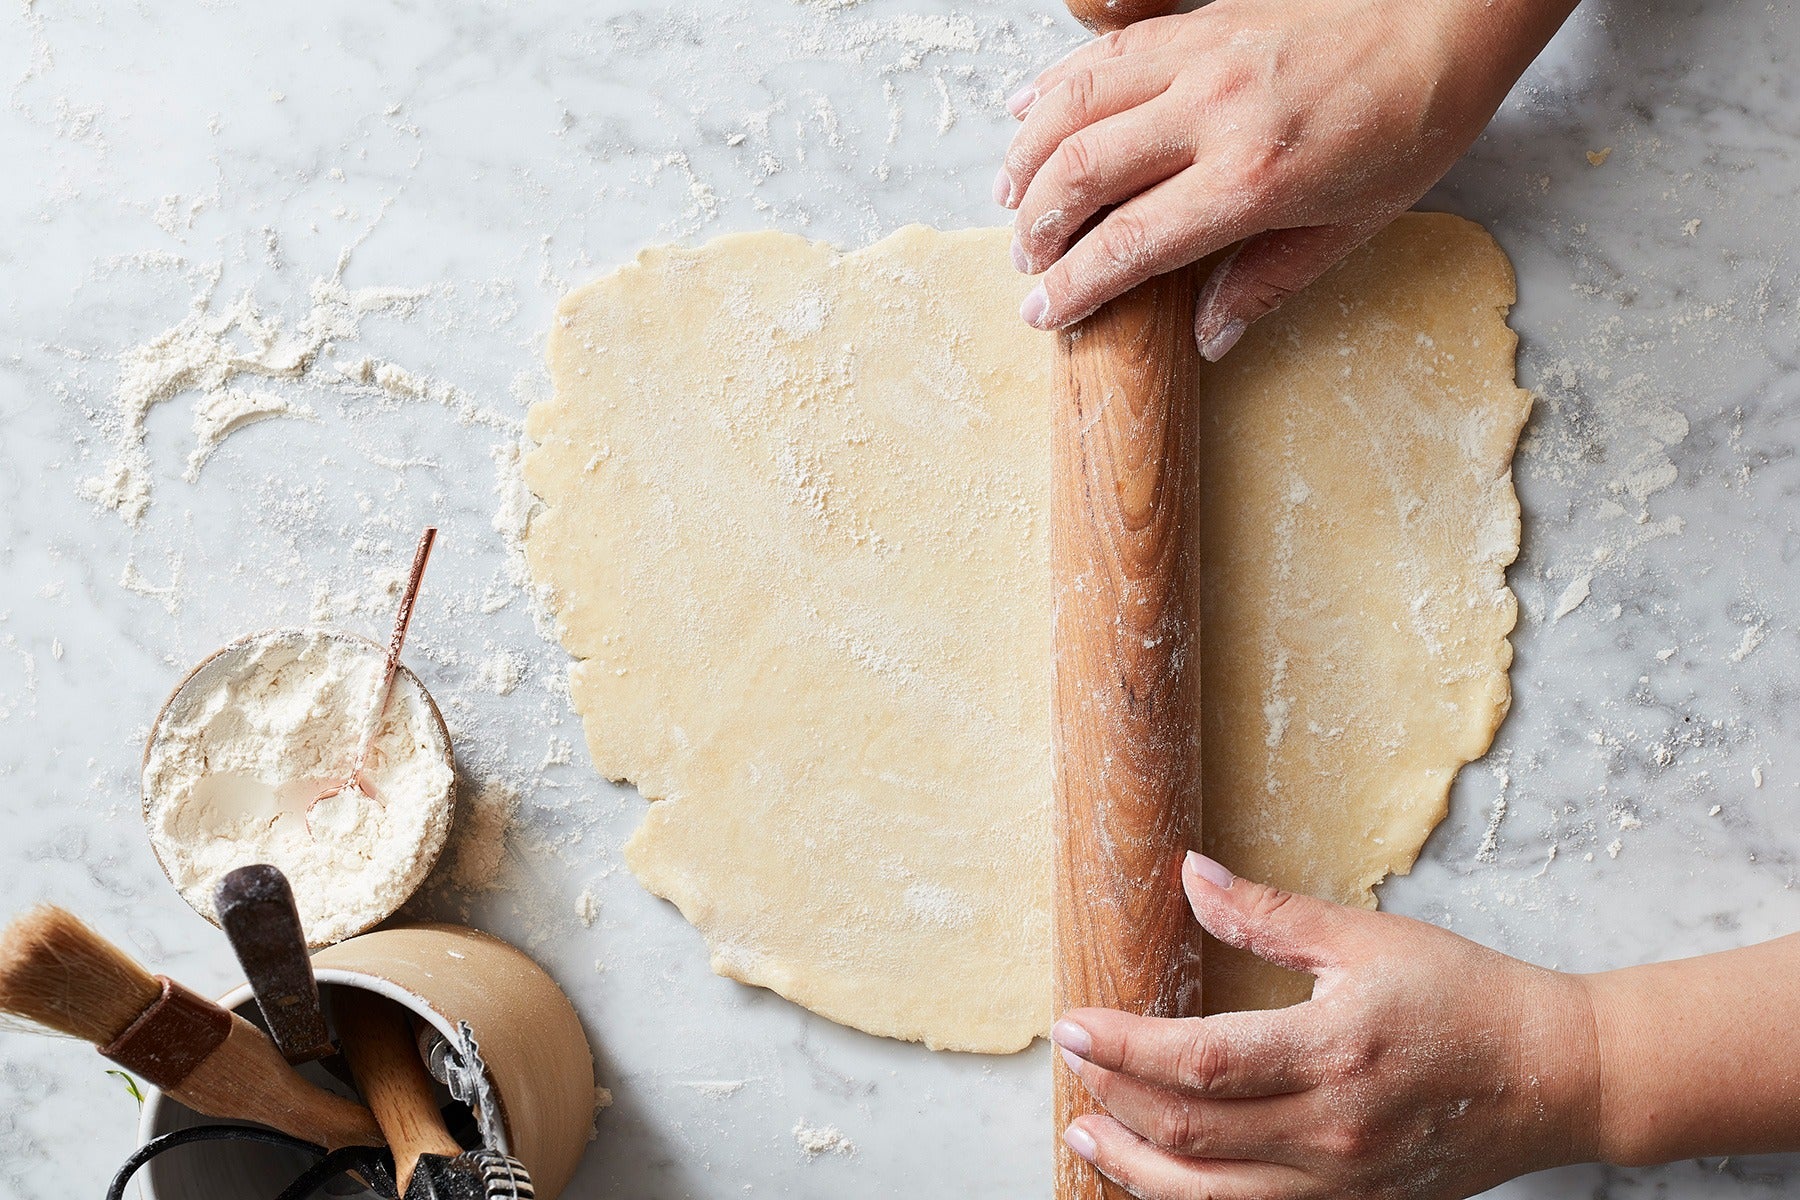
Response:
[143, 628, 455, 946]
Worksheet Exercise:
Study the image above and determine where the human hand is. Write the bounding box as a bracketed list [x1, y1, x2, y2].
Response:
[998, 0, 1578, 358]
[1052, 852, 1601, 1199]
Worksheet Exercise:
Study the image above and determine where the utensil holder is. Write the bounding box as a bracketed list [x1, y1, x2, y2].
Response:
[136, 924, 595, 1200]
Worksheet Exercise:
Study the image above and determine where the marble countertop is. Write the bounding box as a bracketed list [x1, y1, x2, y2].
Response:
[3, 1, 1797, 1196]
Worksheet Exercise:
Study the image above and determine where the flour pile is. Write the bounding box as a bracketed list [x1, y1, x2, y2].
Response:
[142, 629, 455, 946]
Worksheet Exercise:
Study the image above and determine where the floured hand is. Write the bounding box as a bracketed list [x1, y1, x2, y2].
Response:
[997, 0, 1578, 358]
[1051, 853, 1602, 1199]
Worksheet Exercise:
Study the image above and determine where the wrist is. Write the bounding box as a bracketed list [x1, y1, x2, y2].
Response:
[1508, 965, 1604, 1171]
[1582, 966, 1682, 1167]
[1434, 0, 1581, 103]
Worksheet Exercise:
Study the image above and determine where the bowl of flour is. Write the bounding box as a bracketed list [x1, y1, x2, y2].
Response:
[142, 627, 456, 947]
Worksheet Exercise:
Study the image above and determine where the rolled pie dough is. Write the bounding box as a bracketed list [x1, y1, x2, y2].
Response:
[524, 214, 1530, 1053]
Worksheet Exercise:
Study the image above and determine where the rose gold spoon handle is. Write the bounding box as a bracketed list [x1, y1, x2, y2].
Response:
[314, 527, 438, 808]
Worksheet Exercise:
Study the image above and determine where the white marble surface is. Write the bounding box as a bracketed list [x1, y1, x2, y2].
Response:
[2, 1, 1798, 1196]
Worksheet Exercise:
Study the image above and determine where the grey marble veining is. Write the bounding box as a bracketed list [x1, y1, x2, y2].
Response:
[1, 1, 1797, 1197]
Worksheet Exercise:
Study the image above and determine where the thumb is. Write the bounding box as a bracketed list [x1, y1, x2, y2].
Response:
[1181, 851, 1370, 976]
[1191, 221, 1383, 362]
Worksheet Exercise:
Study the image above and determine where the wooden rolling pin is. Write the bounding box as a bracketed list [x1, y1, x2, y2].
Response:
[1052, 2, 1206, 1197]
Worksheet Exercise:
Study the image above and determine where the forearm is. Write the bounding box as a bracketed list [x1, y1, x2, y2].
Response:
[1585, 932, 1800, 1165]
[1431, 0, 1583, 115]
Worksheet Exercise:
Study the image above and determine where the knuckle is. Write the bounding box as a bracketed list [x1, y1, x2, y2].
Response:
[1061, 68, 1099, 122]
[1173, 1031, 1233, 1094]
[1320, 1118, 1374, 1161]
[1241, 144, 1293, 201]
[1094, 210, 1152, 271]
[1093, 28, 1128, 59]
[1245, 882, 1299, 926]
[1337, 1026, 1383, 1077]
[1053, 134, 1101, 199]
[1207, 49, 1262, 102]
[1151, 1102, 1204, 1152]
[1247, 268, 1302, 309]
[1113, 1025, 1150, 1075]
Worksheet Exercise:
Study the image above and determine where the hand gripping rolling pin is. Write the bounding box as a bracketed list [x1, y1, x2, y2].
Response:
[1052, 3, 1206, 1198]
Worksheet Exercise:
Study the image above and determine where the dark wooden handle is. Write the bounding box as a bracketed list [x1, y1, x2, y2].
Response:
[215, 864, 334, 1064]
[336, 988, 463, 1195]
[1051, 4, 1204, 1190]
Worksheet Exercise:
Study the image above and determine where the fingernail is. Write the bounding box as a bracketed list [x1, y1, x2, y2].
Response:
[1050, 1018, 1093, 1057]
[1185, 850, 1234, 889]
[992, 167, 1013, 207]
[1006, 85, 1038, 117]
[1198, 318, 1246, 363]
[1010, 237, 1030, 274]
[1020, 285, 1049, 328]
[1064, 1123, 1098, 1163]
[1060, 1046, 1086, 1075]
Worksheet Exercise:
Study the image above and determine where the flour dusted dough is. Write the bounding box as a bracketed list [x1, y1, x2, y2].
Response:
[525, 215, 1530, 1051]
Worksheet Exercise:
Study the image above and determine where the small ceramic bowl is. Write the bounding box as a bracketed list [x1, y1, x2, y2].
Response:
[136, 924, 597, 1200]
[141, 627, 456, 945]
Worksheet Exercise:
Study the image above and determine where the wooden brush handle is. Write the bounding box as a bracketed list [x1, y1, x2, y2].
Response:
[103, 977, 382, 1149]
[179, 1014, 386, 1149]
[336, 987, 462, 1195]
[1052, 5, 1204, 1200]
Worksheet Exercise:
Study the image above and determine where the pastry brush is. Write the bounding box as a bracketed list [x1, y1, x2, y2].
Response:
[0, 904, 382, 1150]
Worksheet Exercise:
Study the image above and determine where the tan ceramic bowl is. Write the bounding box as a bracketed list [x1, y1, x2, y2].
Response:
[141, 627, 457, 945]
[136, 924, 597, 1200]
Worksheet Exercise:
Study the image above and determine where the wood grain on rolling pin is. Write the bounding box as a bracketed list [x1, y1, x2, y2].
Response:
[1052, 258, 1207, 1200]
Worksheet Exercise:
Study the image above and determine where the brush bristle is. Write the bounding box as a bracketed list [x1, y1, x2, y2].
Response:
[0, 906, 161, 1045]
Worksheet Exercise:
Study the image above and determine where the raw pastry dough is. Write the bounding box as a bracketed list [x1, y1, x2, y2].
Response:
[524, 215, 1529, 1051]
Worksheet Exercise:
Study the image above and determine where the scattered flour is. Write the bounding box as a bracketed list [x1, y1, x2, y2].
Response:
[444, 775, 520, 891]
[141, 629, 454, 946]
[121, 557, 185, 615]
[1551, 573, 1592, 622]
[793, 1120, 856, 1159]
[1476, 766, 1510, 862]
[590, 1084, 614, 1141]
[1728, 620, 1767, 664]
[479, 648, 527, 696]
[186, 387, 314, 480]
[686, 1079, 748, 1098]
[80, 272, 431, 523]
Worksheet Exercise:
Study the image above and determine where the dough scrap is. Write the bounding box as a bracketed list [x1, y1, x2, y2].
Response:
[525, 215, 1530, 1052]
